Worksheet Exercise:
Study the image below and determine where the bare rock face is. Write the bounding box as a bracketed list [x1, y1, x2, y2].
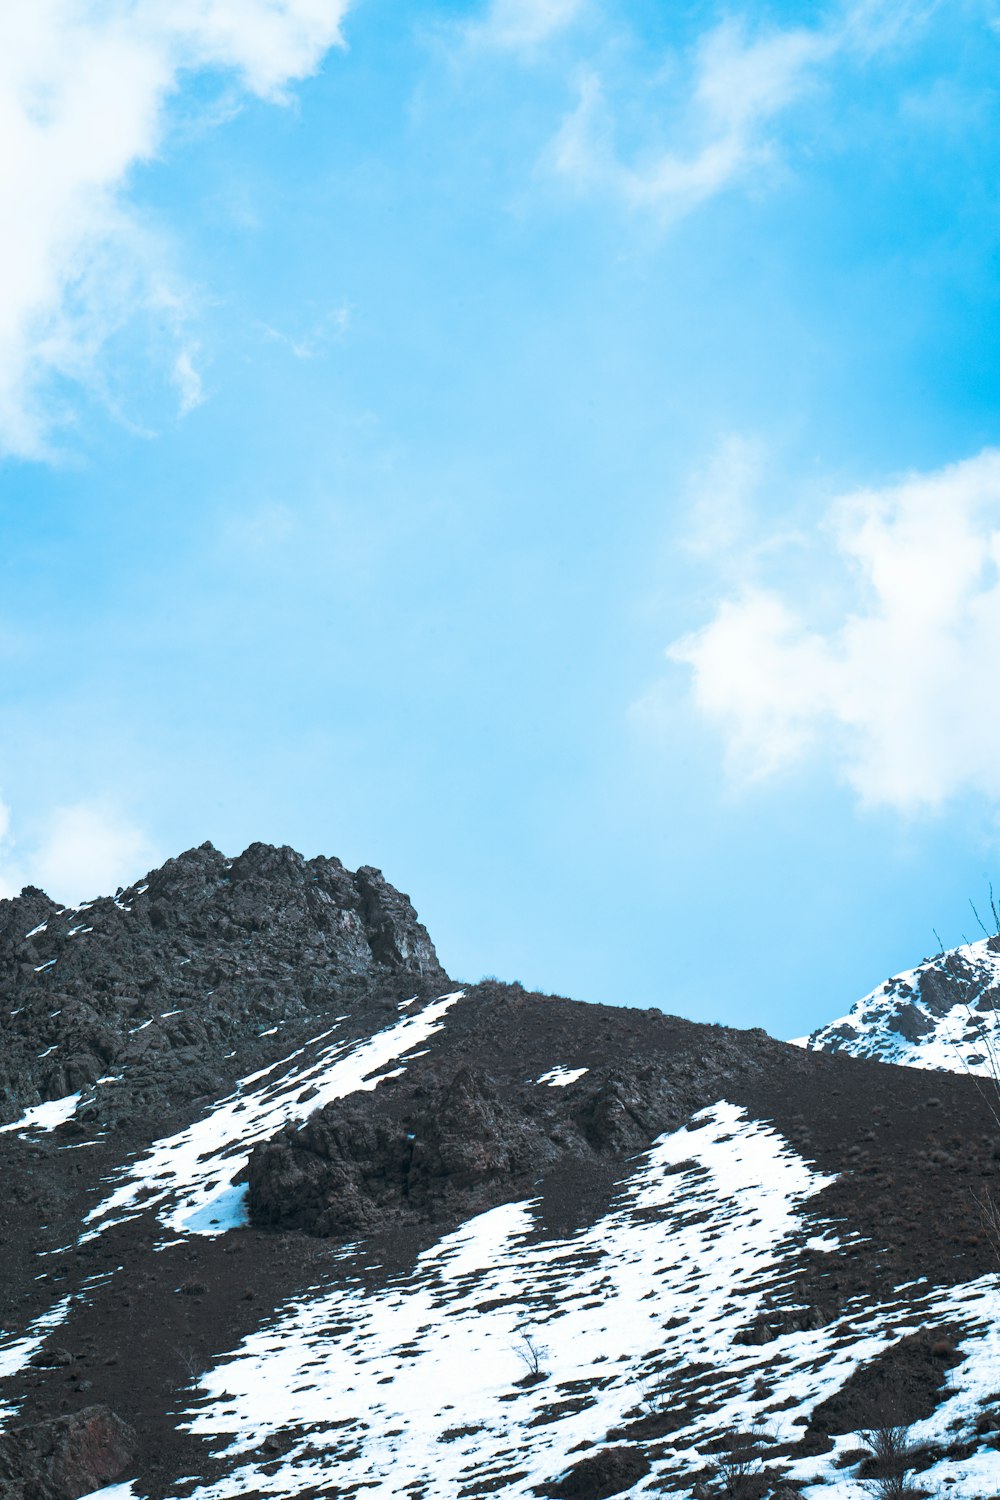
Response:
[247, 1060, 691, 1236]
[0, 1405, 137, 1500]
[248, 1064, 566, 1234]
[0, 842, 448, 1130]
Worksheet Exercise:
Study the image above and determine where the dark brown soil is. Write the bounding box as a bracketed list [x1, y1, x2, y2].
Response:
[539, 1445, 650, 1498]
[806, 1325, 965, 1435]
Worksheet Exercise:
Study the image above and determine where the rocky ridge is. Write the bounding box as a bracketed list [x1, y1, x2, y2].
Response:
[800, 936, 1000, 1078]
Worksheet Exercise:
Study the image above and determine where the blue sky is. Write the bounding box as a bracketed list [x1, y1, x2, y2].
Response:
[5, 0, 1000, 1038]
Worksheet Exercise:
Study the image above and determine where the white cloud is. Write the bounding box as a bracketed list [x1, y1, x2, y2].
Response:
[551, 1, 931, 216]
[464, 0, 584, 52]
[0, 0, 348, 458]
[0, 799, 158, 903]
[147, 0, 349, 101]
[666, 449, 1000, 811]
[553, 17, 832, 213]
[173, 344, 205, 415]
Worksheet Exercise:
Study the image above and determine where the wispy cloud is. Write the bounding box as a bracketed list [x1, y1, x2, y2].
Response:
[681, 433, 769, 560]
[0, 797, 158, 903]
[550, 1, 935, 217]
[463, 0, 585, 53]
[173, 346, 205, 416]
[259, 304, 352, 361]
[663, 449, 1000, 811]
[0, 0, 348, 460]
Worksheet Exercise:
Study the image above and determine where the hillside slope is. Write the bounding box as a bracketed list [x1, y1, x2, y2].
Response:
[0, 847, 997, 1500]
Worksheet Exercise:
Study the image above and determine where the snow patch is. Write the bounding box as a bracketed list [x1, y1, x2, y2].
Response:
[81, 992, 464, 1243]
[0, 1093, 81, 1134]
[536, 1066, 589, 1087]
[0, 1296, 74, 1424]
[176, 1102, 841, 1499]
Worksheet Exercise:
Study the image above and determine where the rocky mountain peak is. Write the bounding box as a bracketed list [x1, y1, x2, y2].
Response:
[0, 841, 448, 1130]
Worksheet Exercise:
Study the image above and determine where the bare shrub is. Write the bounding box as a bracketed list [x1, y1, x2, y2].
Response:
[933, 919, 1000, 1263]
[859, 1412, 917, 1500]
[513, 1330, 548, 1381]
[712, 1420, 775, 1500]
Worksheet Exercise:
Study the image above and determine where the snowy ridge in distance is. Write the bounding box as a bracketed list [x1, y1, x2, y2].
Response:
[799, 938, 1000, 1075]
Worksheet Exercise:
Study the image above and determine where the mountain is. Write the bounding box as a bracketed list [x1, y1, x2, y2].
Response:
[0, 844, 998, 1500]
[797, 938, 1000, 1078]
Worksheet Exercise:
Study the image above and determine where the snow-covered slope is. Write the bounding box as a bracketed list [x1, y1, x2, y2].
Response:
[799, 938, 1000, 1077]
[2, 844, 1000, 1500]
[46, 984, 1000, 1500]
[172, 1105, 1000, 1500]
[22, 1045, 995, 1500]
[82, 990, 463, 1242]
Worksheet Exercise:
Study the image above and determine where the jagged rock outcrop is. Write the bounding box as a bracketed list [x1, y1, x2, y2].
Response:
[248, 1064, 576, 1233]
[0, 841, 447, 1129]
[247, 1053, 757, 1235]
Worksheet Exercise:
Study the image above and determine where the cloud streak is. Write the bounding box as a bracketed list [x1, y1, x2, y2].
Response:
[551, 1, 933, 218]
[555, 20, 830, 214]
[667, 449, 1000, 811]
[0, 0, 348, 459]
[463, 0, 585, 53]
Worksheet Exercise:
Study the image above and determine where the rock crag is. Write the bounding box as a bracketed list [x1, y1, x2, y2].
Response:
[0, 841, 447, 1131]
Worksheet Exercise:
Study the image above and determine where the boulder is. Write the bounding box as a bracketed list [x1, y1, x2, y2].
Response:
[0, 1405, 137, 1500]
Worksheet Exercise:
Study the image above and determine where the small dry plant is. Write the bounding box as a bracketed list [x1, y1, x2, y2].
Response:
[713, 1420, 775, 1500]
[513, 1329, 548, 1381]
[859, 1409, 917, 1500]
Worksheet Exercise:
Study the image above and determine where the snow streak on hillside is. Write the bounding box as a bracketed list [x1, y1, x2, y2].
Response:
[82, 992, 463, 1242]
[0, 993, 466, 1417]
[0, 1299, 73, 1425]
[158, 1102, 996, 1500]
[800, 938, 1000, 1076]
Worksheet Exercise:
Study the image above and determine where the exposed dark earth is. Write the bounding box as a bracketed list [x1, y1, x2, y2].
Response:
[0, 844, 998, 1500]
